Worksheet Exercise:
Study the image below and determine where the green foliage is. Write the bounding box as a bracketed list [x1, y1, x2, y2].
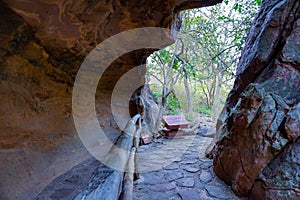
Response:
[158, 49, 171, 63]
[233, 3, 243, 13]
[165, 93, 180, 115]
[147, 0, 260, 119]
[184, 112, 199, 122]
[194, 105, 213, 116]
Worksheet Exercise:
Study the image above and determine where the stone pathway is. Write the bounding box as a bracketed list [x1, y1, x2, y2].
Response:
[36, 134, 246, 200]
[133, 135, 246, 200]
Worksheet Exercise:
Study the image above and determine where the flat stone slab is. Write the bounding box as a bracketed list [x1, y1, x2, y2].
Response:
[138, 173, 164, 185]
[181, 160, 198, 165]
[197, 128, 216, 138]
[163, 162, 179, 170]
[176, 177, 195, 187]
[147, 191, 174, 200]
[149, 182, 176, 192]
[178, 189, 201, 200]
[182, 165, 200, 173]
[205, 185, 231, 199]
[164, 171, 184, 181]
[198, 190, 215, 200]
[200, 162, 212, 170]
[199, 171, 212, 183]
[183, 154, 199, 160]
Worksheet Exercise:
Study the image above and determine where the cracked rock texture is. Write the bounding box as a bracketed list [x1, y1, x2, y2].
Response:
[213, 0, 300, 199]
[0, 0, 222, 199]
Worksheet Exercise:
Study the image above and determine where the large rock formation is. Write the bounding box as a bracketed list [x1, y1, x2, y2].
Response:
[0, 0, 222, 199]
[213, 0, 300, 199]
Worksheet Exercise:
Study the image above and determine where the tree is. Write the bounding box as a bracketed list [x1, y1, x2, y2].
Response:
[146, 0, 261, 127]
[147, 41, 185, 132]
[180, 0, 260, 121]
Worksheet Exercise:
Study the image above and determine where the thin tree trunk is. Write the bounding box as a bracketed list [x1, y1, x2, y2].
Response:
[209, 74, 216, 107]
[184, 76, 192, 114]
[153, 40, 182, 134]
[213, 71, 224, 122]
[200, 80, 210, 107]
[154, 97, 168, 135]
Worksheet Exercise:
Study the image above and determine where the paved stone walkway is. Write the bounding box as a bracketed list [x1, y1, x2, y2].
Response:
[36, 134, 246, 200]
[133, 135, 246, 200]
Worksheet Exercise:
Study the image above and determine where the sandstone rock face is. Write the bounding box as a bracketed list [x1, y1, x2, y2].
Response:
[0, 0, 222, 199]
[213, 0, 300, 198]
[251, 135, 300, 199]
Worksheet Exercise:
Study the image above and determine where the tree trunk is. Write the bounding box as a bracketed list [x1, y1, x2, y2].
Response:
[153, 41, 182, 134]
[212, 71, 224, 122]
[184, 76, 193, 114]
[154, 103, 165, 135]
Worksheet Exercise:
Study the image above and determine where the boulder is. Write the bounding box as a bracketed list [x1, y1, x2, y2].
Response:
[212, 0, 300, 198]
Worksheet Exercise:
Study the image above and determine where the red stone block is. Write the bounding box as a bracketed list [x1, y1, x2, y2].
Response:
[162, 115, 189, 130]
[163, 129, 185, 137]
[141, 133, 152, 145]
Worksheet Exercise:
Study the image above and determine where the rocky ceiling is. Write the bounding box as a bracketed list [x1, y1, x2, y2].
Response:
[0, 0, 222, 199]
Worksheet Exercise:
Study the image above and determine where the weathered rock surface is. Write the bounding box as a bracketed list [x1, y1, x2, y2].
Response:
[212, 0, 300, 198]
[251, 137, 300, 199]
[0, 0, 222, 199]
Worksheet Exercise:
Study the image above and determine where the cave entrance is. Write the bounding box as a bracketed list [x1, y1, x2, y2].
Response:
[144, 1, 260, 136]
[130, 1, 261, 198]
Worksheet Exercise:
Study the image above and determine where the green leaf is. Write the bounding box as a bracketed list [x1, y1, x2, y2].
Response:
[256, 0, 262, 6]
[173, 59, 179, 70]
[238, 5, 242, 13]
[233, 3, 239, 11]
